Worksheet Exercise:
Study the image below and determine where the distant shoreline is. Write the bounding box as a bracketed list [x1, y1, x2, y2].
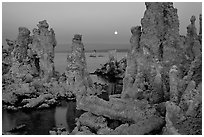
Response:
[55, 49, 129, 53]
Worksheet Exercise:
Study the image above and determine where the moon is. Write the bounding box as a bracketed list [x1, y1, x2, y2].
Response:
[114, 31, 118, 35]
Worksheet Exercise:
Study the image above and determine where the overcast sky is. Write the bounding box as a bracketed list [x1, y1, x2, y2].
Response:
[2, 2, 202, 50]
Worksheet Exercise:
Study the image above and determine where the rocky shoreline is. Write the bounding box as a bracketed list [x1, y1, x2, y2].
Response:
[2, 2, 202, 135]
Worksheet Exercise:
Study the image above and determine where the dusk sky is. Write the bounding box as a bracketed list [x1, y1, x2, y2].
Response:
[2, 2, 202, 51]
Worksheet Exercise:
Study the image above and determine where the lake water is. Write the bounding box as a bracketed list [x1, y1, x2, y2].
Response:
[2, 51, 127, 135]
[55, 52, 127, 83]
[54, 52, 127, 74]
[2, 101, 83, 135]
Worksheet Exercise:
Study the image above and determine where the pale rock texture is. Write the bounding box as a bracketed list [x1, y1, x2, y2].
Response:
[31, 20, 57, 81]
[185, 16, 202, 61]
[169, 65, 180, 104]
[13, 27, 31, 63]
[77, 112, 108, 131]
[66, 34, 96, 98]
[122, 26, 142, 99]
[122, 24, 163, 103]
[140, 2, 184, 76]
[8, 27, 35, 78]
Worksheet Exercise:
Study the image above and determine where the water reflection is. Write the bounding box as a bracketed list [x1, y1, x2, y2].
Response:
[66, 101, 83, 132]
[2, 101, 83, 135]
[2, 109, 55, 135]
[55, 101, 68, 130]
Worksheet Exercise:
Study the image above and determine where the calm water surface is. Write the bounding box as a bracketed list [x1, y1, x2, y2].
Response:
[54, 52, 127, 73]
[2, 101, 83, 135]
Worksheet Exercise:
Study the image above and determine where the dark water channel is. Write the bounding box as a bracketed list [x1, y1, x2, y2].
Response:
[2, 101, 83, 135]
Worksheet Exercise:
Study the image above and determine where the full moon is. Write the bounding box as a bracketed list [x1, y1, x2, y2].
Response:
[114, 31, 118, 35]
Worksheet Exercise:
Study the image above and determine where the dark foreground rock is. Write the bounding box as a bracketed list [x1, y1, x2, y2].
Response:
[94, 56, 127, 83]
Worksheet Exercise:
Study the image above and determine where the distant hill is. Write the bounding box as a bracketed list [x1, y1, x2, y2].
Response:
[55, 43, 130, 53]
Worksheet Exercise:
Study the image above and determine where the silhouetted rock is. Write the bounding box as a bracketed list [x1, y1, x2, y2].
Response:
[94, 56, 126, 84]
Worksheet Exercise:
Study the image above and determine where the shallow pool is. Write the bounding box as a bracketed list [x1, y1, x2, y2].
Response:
[2, 101, 83, 135]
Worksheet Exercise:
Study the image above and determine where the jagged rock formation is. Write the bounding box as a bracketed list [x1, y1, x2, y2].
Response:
[123, 2, 181, 103]
[185, 16, 202, 61]
[2, 41, 13, 74]
[162, 14, 202, 135]
[164, 69, 202, 134]
[122, 2, 202, 105]
[94, 56, 126, 85]
[199, 14, 202, 35]
[119, 2, 201, 135]
[199, 14, 202, 43]
[2, 20, 75, 111]
[74, 2, 202, 135]
[2, 2, 202, 135]
[66, 34, 96, 98]
[3, 20, 57, 83]
[122, 26, 163, 103]
[31, 20, 57, 82]
[73, 31, 165, 134]
[140, 2, 186, 89]
[122, 26, 141, 96]
[8, 27, 37, 79]
[73, 30, 165, 134]
[140, 2, 180, 62]
[13, 27, 31, 63]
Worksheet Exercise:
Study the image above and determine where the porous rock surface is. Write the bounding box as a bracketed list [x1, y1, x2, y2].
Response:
[32, 20, 57, 82]
[74, 2, 201, 135]
[2, 2, 202, 135]
[66, 34, 96, 97]
[2, 20, 73, 111]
